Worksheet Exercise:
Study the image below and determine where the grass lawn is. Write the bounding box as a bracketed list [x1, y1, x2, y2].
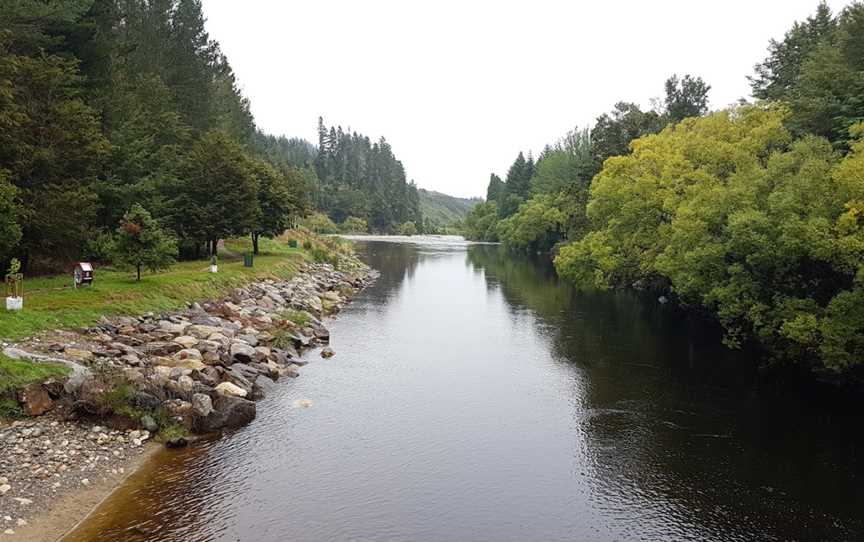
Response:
[0, 354, 70, 393]
[0, 237, 308, 341]
[0, 353, 71, 418]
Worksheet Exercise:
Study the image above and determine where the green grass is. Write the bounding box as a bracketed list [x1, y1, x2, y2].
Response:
[280, 308, 311, 328]
[0, 240, 308, 341]
[0, 354, 71, 393]
[0, 353, 70, 418]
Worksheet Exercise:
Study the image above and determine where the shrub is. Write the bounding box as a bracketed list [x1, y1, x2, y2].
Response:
[340, 216, 368, 233]
[396, 221, 418, 236]
[303, 212, 338, 234]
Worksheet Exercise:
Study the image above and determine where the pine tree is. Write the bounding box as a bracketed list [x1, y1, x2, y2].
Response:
[113, 203, 178, 281]
[486, 174, 504, 202]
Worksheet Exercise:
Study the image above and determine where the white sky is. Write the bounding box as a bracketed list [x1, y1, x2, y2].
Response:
[202, 0, 853, 198]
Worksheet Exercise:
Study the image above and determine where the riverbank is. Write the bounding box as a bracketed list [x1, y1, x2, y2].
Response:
[0, 417, 161, 541]
[0, 234, 378, 538]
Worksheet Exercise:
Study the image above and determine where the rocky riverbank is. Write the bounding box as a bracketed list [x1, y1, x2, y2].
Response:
[0, 259, 377, 537]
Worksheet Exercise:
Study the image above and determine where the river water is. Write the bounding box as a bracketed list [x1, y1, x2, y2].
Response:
[65, 237, 862, 542]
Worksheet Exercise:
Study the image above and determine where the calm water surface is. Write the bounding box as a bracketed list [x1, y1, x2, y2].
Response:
[66, 237, 863, 542]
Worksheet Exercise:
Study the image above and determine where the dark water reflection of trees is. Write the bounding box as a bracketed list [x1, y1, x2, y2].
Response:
[466, 244, 864, 542]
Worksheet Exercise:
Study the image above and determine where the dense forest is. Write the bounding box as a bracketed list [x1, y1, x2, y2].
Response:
[465, 1, 864, 376]
[312, 119, 424, 234]
[0, 0, 431, 275]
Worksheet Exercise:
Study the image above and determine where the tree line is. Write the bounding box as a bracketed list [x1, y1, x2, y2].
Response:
[312, 119, 423, 234]
[466, 1, 864, 375]
[0, 1, 425, 275]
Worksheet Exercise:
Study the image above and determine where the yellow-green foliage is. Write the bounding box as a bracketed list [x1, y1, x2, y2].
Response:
[556, 107, 864, 371]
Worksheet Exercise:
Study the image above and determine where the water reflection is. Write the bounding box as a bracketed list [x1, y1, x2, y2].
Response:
[466, 244, 864, 541]
[65, 239, 862, 542]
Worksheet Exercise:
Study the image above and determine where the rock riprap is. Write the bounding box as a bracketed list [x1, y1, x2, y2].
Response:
[3, 263, 377, 437]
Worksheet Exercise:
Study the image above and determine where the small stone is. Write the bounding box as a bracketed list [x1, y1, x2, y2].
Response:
[172, 336, 199, 349]
[0, 485, 10, 495]
[191, 393, 213, 417]
[215, 382, 247, 398]
[81, 479, 90, 486]
[64, 348, 94, 362]
[15, 519, 26, 527]
[12, 498, 31, 506]
[321, 347, 335, 359]
[4, 529, 14, 535]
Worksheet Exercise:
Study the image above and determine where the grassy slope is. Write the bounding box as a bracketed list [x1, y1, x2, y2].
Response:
[0, 355, 70, 393]
[419, 189, 482, 226]
[0, 237, 307, 341]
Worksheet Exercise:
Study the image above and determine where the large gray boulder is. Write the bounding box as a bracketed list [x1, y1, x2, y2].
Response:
[195, 395, 256, 432]
[229, 342, 256, 363]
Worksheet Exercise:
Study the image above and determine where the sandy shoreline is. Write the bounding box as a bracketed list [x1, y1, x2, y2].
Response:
[7, 442, 161, 542]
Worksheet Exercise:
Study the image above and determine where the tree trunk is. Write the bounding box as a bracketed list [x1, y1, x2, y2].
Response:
[136, 263, 141, 281]
[210, 239, 218, 257]
[252, 233, 260, 256]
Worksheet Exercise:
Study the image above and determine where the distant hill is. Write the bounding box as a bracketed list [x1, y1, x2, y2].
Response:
[419, 189, 482, 229]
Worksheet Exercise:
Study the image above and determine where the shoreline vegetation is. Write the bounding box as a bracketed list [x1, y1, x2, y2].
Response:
[0, 231, 377, 538]
[462, 3, 864, 382]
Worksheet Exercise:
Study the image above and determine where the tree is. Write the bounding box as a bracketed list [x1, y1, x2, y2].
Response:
[498, 152, 534, 218]
[304, 212, 338, 234]
[169, 131, 258, 256]
[113, 203, 177, 281]
[750, 2, 864, 149]
[313, 118, 422, 232]
[590, 102, 665, 168]
[486, 173, 504, 202]
[397, 221, 418, 236]
[750, 2, 836, 101]
[497, 194, 567, 253]
[249, 159, 301, 255]
[0, 170, 22, 263]
[463, 202, 500, 242]
[340, 216, 368, 233]
[664, 74, 711, 123]
[0, 36, 109, 269]
[557, 106, 864, 373]
[531, 134, 595, 196]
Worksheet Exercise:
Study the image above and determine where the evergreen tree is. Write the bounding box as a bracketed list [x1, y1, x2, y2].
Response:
[664, 74, 711, 123]
[313, 118, 422, 232]
[0, 35, 109, 269]
[0, 170, 22, 263]
[486, 173, 504, 202]
[168, 131, 258, 256]
[249, 159, 303, 255]
[590, 102, 665, 167]
[112, 203, 177, 281]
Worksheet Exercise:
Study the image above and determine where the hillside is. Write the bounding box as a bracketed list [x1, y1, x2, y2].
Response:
[419, 189, 481, 230]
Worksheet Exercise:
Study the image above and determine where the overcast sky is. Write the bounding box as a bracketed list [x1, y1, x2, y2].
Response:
[201, 0, 853, 199]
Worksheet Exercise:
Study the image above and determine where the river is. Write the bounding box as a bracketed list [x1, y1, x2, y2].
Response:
[65, 237, 863, 542]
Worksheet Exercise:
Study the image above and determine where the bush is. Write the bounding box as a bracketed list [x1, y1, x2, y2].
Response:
[396, 221, 418, 236]
[340, 216, 368, 234]
[303, 212, 338, 234]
